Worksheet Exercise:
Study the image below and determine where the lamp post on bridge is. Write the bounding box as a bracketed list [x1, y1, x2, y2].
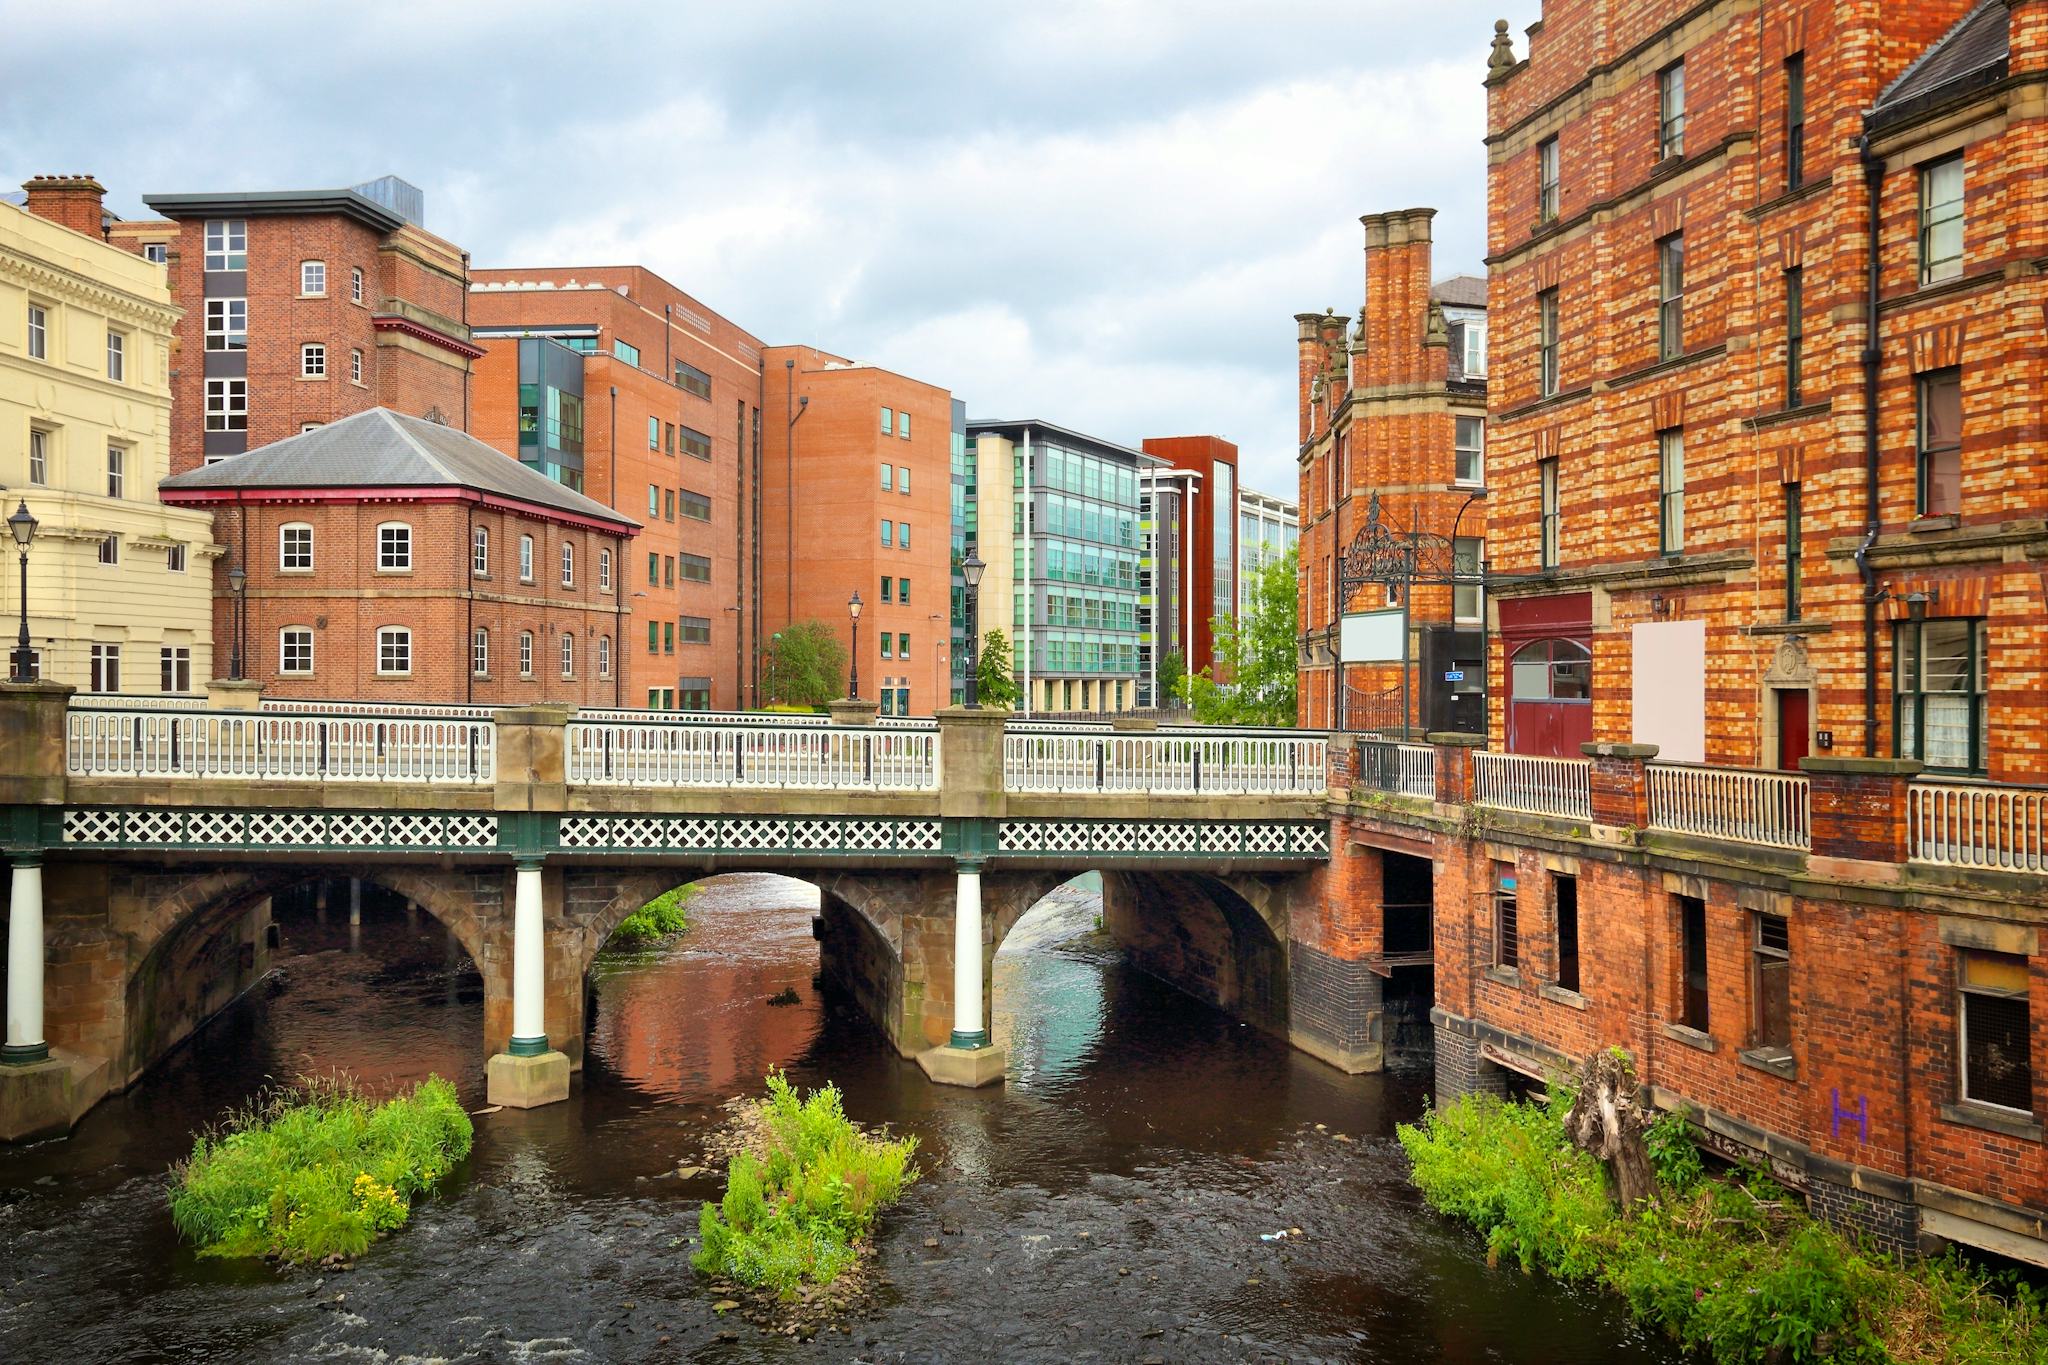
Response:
[961, 548, 984, 709]
[8, 500, 37, 683]
[226, 563, 248, 682]
[847, 589, 863, 701]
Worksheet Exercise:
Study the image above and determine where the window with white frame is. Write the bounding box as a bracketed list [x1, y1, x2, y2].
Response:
[301, 260, 326, 296]
[107, 330, 125, 381]
[300, 423, 322, 434]
[376, 627, 412, 676]
[1658, 61, 1686, 160]
[518, 534, 534, 582]
[350, 348, 363, 384]
[1896, 617, 1988, 774]
[472, 525, 489, 576]
[518, 631, 534, 676]
[377, 522, 412, 571]
[899, 466, 910, 493]
[560, 540, 575, 587]
[143, 242, 167, 264]
[204, 219, 246, 271]
[1455, 416, 1484, 485]
[1454, 537, 1485, 623]
[560, 632, 575, 677]
[107, 446, 125, 498]
[166, 543, 187, 573]
[598, 635, 612, 678]
[598, 547, 612, 591]
[98, 534, 119, 566]
[89, 643, 120, 692]
[1658, 429, 1686, 554]
[278, 522, 314, 571]
[27, 429, 47, 485]
[26, 304, 47, 360]
[1657, 234, 1685, 361]
[472, 627, 490, 677]
[205, 378, 247, 431]
[1461, 322, 1487, 377]
[301, 343, 326, 378]
[350, 266, 364, 304]
[280, 627, 314, 674]
[1920, 155, 1964, 286]
[204, 298, 247, 351]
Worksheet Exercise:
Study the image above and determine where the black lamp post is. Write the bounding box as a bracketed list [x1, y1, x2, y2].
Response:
[227, 564, 248, 681]
[961, 548, 985, 709]
[847, 589, 863, 701]
[8, 500, 38, 683]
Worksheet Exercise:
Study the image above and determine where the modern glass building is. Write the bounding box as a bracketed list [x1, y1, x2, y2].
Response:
[1237, 486, 1299, 614]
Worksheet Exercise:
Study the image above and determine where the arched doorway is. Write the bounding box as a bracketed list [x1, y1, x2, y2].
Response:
[1508, 637, 1593, 757]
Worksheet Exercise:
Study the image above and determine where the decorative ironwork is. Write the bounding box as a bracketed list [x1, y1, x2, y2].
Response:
[61, 808, 499, 851]
[557, 815, 944, 856]
[997, 819, 1328, 858]
[1336, 492, 1480, 608]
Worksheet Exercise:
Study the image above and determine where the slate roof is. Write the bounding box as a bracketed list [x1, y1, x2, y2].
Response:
[159, 408, 639, 530]
[1870, 1, 2009, 124]
[1431, 275, 1488, 309]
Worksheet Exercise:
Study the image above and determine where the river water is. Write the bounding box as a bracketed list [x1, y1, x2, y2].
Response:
[0, 874, 1680, 1363]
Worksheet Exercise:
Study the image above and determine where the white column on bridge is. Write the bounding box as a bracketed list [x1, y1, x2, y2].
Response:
[4, 857, 49, 1066]
[949, 858, 989, 1050]
[508, 858, 548, 1056]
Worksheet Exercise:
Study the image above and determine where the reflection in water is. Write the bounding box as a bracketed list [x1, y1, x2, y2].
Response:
[0, 872, 1679, 1363]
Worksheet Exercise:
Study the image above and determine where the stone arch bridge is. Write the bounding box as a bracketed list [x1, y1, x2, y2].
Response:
[1, 689, 1356, 1138]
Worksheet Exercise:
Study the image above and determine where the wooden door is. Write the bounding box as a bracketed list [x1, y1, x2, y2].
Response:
[1775, 689, 1811, 771]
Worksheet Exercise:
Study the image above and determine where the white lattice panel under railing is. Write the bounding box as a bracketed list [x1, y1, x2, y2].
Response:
[996, 819, 1329, 857]
[554, 815, 943, 854]
[1909, 781, 2048, 873]
[1648, 763, 1810, 850]
[61, 808, 499, 850]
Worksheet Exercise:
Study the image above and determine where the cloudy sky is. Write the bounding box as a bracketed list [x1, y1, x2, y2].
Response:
[3, 0, 1539, 497]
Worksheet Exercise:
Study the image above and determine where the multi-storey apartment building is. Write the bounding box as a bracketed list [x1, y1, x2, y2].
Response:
[1237, 485, 1300, 609]
[2, 181, 217, 693]
[763, 350, 954, 716]
[469, 269, 763, 711]
[1296, 209, 1489, 735]
[1140, 435, 1240, 682]
[966, 420, 1148, 715]
[108, 177, 479, 476]
[158, 408, 637, 705]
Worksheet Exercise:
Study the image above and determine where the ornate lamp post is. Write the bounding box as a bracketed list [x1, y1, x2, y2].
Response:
[8, 501, 38, 683]
[847, 589, 863, 701]
[226, 564, 248, 681]
[961, 548, 985, 709]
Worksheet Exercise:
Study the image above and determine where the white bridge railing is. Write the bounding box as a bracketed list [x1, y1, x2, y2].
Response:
[1002, 730, 1326, 795]
[1909, 781, 2048, 873]
[567, 720, 938, 790]
[67, 708, 495, 784]
[1472, 752, 1591, 820]
[1648, 763, 1810, 851]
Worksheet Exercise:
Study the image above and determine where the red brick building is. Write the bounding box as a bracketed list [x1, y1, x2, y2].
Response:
[106, 178, 480, 476]
[469, 269, 765, 710]
[1295, 207, 1489, 734]
[1139, 435, 1240, 681]
[159, 407, 638, 705]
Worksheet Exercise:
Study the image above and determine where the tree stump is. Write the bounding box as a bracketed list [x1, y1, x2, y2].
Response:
[1566, 1049, 1658, 1209]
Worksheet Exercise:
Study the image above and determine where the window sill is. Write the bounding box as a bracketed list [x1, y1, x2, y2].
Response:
[373, 673, 412, 681]
[1485, 965, 1523, 987]
[1662, 1022, 1717, 1053]
[1539, 983, 1587, 1010]
[300, 293, 327, 300]
[278, 568, 313, 576]
[1908, 515, 1959, 534]
[1738, 1046, 1797, 1081]
[373, 568, 414, 576]
[1940, 1101, 2042, 1142]
[296, 374, 329, 382]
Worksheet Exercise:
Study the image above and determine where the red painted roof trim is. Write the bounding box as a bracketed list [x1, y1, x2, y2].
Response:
[159, 483, 640, 538]
[371, 313, 489, 360]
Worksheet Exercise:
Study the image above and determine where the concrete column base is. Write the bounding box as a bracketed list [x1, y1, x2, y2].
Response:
[916, 1044, 1007, 1088]
[1289, 1028, 1384, 1075]
[486, 1050, 570, 1109]
[0, 1053, 101, 1143]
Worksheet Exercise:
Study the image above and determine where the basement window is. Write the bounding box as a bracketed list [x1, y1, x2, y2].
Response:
[1959, 950, 2033, 1115]
[1493, 864, 1520, 970]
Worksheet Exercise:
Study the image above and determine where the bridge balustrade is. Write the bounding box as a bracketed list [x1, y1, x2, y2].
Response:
[65, 707, 495, 784]
[1001, 729, 1327, 796]
[566, 718, 939, 790]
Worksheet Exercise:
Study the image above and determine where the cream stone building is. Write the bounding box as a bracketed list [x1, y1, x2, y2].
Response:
[2, 183, 217, 693]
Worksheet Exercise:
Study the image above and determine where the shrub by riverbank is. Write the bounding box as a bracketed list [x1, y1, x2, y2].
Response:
[606, 885, 694, 948]
[169, 1076, 471, 1265]
[693, 1070, 918, 1302]
[1397, 1088, 2048, 1363]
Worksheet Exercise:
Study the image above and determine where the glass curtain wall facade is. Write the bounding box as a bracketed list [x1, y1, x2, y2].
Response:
[516, 338, 587, 490]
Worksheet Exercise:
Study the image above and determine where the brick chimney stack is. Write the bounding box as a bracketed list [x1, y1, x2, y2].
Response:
[1360, 207, 1437, 389]
[20, 175, 108, 239]
[2012, 0, 2048, 74]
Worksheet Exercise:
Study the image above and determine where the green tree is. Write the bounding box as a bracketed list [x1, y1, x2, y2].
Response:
[1155, 649, 1186, 708]
[1179, 547, 1298, 726]
[760, 621, 847, 708]
[975, 628, 1020, 710]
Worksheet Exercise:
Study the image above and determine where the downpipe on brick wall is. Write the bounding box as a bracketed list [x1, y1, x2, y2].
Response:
[1857, 137, 1885, 757]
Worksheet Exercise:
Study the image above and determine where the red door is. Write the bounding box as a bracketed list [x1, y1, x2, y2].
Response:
[1775, 689, 1811, 770]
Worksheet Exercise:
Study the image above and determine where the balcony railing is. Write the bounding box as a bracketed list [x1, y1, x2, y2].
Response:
[1002, 730, 1327, 796]
[1356, 740, 1437, 799]
[567, 721, 938, 790]
[1472, 752, 1591, 820]
[1648, 763, 1810, 851]
[66, 708, 494, 784]
[1909, 781, 2048, 873]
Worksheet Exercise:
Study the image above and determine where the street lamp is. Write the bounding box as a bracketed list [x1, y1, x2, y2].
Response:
[8, 500, 38, 683]
[961, 548, 985, 709]
[847, 589, 863, 701]
[226, 563, 248, 681]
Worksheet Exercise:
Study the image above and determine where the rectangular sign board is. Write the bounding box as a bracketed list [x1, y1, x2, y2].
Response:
[1339, 608, 1404, 664]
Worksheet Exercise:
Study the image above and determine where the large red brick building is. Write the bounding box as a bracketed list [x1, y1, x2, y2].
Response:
[1328, 0, 2048, 1270]
[159, 407, 638, 705]
[1295, 208, 1489, 735]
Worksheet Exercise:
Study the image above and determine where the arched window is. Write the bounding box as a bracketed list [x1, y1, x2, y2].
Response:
[560, 540, 575, 587]
[376, 521, 412, 572]
[279, 522, 313, 572]
[279, 626, 314, 674]
[598, 635, 612, 678]
[518, 534, 534, 582]
[472, 627, 489, 677]
[598, 547, 612, 592]
[559, 631, 576, 678]
[518, 630, 534, 677]
[1510, 638, 1591, 701]
[472, 525, 489, 577]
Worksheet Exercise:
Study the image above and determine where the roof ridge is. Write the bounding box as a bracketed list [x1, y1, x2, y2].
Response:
[1874, 0, 2004, 107]
[378, 408, 461, 482]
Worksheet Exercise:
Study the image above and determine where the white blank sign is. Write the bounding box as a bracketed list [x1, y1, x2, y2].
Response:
[1632, 620, 1705, 763]
[1340, 608, 1404, 663]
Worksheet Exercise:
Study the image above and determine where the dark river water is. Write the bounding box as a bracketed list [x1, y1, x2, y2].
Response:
[0, 874, 1681, 1363]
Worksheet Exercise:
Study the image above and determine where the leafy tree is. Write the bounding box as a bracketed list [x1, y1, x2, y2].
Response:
[1155, 650, 1186, 708]
[760, 621, 847, 708]
[975, 628, 1020, 710]
[1179, 547, 1298, 726]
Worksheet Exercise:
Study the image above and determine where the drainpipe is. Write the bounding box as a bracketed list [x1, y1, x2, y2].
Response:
[465, 504, 475, 706]
[1856, 137, 1885, 756]
[460, 251, 472, 432]
[610, 384, 618, 710]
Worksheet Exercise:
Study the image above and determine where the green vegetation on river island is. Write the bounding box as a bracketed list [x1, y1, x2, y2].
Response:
[168, 1076, 471, 1265]
[605, 884, 695, 949]
[1398, 1088, 2048, 1363]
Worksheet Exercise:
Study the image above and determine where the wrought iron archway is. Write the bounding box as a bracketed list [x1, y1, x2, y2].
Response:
[1331, 492, 1486, 735]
